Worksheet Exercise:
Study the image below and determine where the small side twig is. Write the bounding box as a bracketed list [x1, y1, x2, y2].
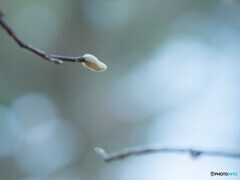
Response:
[95, 146, 240, 163]
[0, 9, 85, 65]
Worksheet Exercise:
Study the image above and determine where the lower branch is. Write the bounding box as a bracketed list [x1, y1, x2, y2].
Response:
[95, 146, 240, 162]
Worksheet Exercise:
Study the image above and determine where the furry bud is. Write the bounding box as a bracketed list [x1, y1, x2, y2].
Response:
[82, 54, 107, 72]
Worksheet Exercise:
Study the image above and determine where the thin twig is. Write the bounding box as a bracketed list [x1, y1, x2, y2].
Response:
[0, 9, 86, 64]
[95, 146, 240, 162]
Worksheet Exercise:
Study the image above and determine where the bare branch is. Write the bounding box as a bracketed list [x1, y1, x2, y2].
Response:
[95, 146, 240, 162]
[0, 9, 86, 65]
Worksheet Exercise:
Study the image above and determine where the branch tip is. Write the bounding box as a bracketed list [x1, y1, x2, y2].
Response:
[95, 147, 106, 156]
[0, 8, 106, 71]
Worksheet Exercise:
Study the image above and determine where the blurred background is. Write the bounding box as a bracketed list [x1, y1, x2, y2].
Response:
[0, 0, 240, 179]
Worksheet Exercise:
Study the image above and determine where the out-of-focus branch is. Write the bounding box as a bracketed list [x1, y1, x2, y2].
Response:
[95, 146, 240, 162]
[0, 9, 107, 71]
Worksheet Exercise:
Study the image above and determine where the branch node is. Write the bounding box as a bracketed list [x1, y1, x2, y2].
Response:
[189, 149, 202, 158]
[49, 58, 63, 65]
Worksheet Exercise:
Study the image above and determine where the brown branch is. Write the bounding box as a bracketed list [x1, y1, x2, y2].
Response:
[95, 146, 240, 162]
[0, 9, 86, 65]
